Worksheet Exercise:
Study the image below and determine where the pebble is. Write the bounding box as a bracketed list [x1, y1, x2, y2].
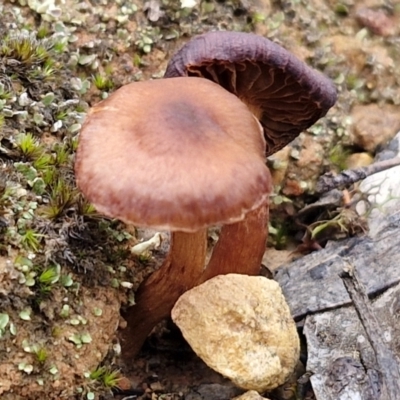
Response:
[350, 104, 400, 153]
[355, 8, 396, 37]
[172, 274, 299, 392]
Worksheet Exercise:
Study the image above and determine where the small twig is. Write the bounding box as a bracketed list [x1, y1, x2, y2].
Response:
[316, 157, 400, 194]
[340, 262, 400, 400]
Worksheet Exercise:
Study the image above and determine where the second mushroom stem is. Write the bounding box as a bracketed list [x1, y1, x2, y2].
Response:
[200, 204, 269, 283]
[120, 229, 207, 360]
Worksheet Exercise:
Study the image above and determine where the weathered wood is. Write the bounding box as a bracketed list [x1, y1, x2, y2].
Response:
[274, 209, 400, 320]
[340, 265, 400, 400]
[274, 209, 400, 400]
[303, 283, 400, 400]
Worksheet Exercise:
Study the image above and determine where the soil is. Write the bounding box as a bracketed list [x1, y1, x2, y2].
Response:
[0, 0, 399, 399]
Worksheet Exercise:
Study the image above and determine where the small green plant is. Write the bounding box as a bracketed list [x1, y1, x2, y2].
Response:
[77, 195, 97, 217]
[132, 53, 142, 67]
[0, 83, 12, 100]
[137, 252, 151, 264]
[51, 326, 62, 338]
[90, 366, 121, 388]
[53, 143, 70, 165]
[42, 166, 58, 186]
[20, 228, 43, 252]
[309, 208, 367, 241]
[346, 73, 365, 91]
[1, 32, 60, 82]
[93, 74, 113, 91]
[329, 144, 351, 172]
[251, 11, 266, 23]
[37, 25, 50, 39]
[43, 178, 76, 220]
[34, 347, 48, 364]
[33, 153, 53, 171]
[38, 265, 60, 285]
[102, 368, 121, 388]
[34, 265, 60, 298]
[53, 40, 67, 53]
[89, 366, 105, 381]
[1, 33, 49, 65]
[0, 313, 10, 337]
[15, 133, 44, 160]
[42, 59, 56, 78]
[55, 110, 68, 121]
[268, 219, 290, 250]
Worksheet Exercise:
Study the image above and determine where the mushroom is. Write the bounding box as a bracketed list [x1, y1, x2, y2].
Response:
[164, 31, 338, 156]
[75, 76, 272, 359]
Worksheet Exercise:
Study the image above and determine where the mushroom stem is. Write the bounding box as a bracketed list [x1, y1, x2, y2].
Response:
[120, 229, 207, 359]
[200, 204, 268, 283]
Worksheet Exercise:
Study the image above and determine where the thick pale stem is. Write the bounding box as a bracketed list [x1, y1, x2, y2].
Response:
[120, 230, 207, 360]
[200, 204, 268, 283]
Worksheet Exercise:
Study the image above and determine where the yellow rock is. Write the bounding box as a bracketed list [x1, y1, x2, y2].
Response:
[172, 274, 300, 392]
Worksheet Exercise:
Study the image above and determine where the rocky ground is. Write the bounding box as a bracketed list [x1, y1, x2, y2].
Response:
[0, 0, 400, 399]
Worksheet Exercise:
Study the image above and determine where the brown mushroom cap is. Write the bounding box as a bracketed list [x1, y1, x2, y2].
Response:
[75, 77, 271, 232]
[164, 31, 338, 156]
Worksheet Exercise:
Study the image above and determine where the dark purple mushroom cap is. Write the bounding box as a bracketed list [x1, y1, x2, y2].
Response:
[165, 31, 337, 156]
